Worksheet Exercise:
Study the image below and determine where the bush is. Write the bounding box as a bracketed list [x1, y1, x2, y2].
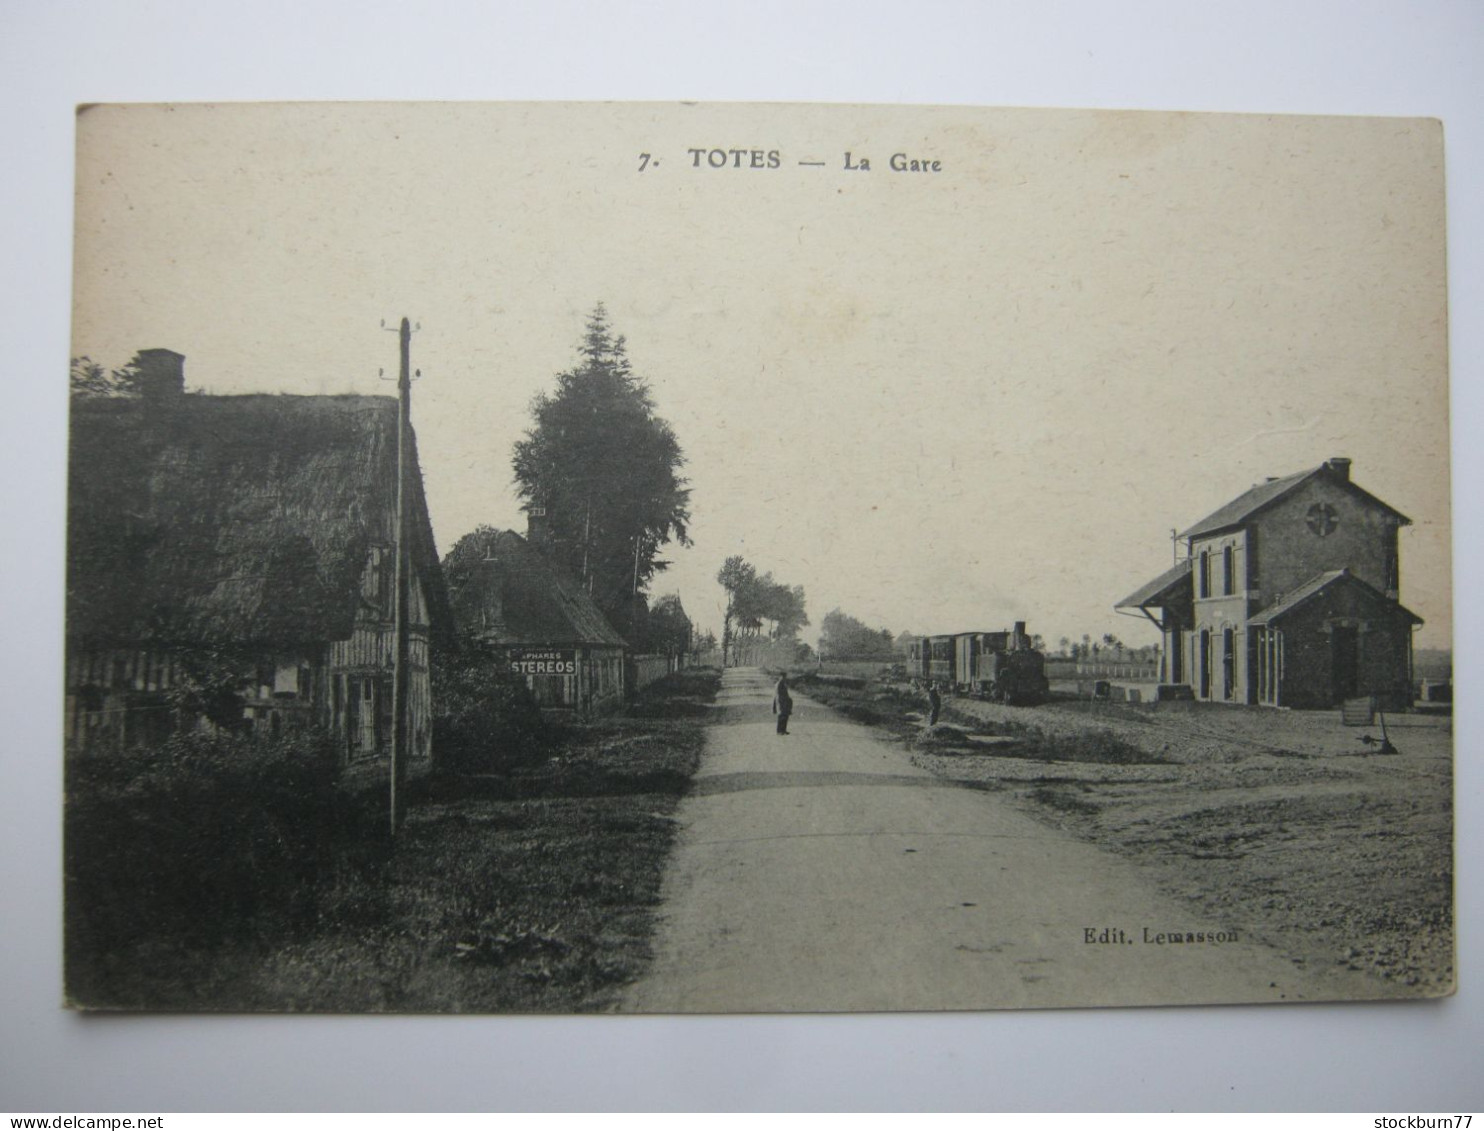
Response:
[431, 648, 553, 774]
[65, 727, 377, 1003]
[627, 666, 721, 719]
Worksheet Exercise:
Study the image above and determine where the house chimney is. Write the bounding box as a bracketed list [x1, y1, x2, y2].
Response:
[1325, 457, 1352, 482]
[134, 349, 185, 399]
[526, 503, 550, 547]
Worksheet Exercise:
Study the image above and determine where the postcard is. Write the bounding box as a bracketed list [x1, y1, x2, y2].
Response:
[65, 102, 1451, 1011]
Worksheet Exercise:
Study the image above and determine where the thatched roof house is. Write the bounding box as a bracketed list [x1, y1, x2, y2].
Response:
[66, 352, 451, 758]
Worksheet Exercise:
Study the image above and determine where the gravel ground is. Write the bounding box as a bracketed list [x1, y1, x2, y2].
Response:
[908, 692, 1455, 996]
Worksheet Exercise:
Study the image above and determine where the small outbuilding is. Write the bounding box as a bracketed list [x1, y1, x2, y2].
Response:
[1245, 569, 1421, 709]
[445, 529, 627, 716]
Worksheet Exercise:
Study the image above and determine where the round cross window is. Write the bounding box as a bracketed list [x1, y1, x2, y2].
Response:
[1306, 502, 1339, 537]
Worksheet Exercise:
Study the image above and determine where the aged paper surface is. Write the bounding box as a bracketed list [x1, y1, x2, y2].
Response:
[66, 102, 1451, 1012]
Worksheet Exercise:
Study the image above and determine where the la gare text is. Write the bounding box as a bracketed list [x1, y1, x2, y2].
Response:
[681, 149, 943, 173]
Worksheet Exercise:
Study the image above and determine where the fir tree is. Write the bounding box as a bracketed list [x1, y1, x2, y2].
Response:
[512, 305, 692, 636]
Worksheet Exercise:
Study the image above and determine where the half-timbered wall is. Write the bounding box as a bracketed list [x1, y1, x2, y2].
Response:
[65, 647, 182, 752]
[66, 549, 438, 764]
[325, 550, 434, 763]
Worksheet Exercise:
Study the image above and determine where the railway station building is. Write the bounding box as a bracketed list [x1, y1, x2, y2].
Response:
[1117, 457, 1421, 709]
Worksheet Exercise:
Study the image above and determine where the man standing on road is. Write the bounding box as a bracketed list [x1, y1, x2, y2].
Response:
[773, 674, 793, 735]
[927, 683, 942, 727]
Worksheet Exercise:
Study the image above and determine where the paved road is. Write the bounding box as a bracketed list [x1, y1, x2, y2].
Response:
[624, 667, 1380, 1012]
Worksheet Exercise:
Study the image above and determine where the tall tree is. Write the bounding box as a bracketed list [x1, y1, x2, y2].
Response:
[716, 555, 756, 667]
[647, 593, 693, 664]
[512, 305, 692, 634]
[758, 578, 809, 642]
[716, 557, 807, 666]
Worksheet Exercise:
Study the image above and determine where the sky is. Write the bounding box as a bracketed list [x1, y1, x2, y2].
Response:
[71, 101, 1453, 649]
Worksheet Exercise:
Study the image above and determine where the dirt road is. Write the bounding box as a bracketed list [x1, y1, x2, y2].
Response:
[624, 667, 1394, 1012]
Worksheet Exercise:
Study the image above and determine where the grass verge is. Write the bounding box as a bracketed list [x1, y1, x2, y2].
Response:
[788, 672, 1159, 764]
[66, 666, 720, 1012]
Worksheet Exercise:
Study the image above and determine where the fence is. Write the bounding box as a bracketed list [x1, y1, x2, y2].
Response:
[628, 653, 678, 693]
[817, 659, 896, 679]
[1045, 659, 1160, 682]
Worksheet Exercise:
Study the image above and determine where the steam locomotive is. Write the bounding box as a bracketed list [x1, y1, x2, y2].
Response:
[904, 620, 1049, 705]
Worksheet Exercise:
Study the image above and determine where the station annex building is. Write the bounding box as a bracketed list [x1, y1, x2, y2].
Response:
[1116, 457, 1421, 709]
[444, 527, 628, 717]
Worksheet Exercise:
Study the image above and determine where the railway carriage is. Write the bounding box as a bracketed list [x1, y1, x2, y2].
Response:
[905, 637, 930, 684]
[910, 622, 1049, 704]
[927, 634, 956, 688]
[953, 631, 1009, 692]
[906, 622, 1048, 704]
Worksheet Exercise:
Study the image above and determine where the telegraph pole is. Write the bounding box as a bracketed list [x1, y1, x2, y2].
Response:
[390, 317, 412, 836]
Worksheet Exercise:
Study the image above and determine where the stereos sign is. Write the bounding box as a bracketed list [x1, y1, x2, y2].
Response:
[508, 648, 578, 676]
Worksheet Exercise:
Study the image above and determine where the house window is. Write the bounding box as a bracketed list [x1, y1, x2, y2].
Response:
[1222, 545, 1235, 596]
[1199, 550, 1211, 599]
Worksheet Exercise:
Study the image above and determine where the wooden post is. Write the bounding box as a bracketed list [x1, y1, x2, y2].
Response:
[390, 317, 412, 836]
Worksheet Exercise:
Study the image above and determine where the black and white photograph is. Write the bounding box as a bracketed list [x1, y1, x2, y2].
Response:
[8, 3, 1484, 1115]
[62, 100, 1453, 1015]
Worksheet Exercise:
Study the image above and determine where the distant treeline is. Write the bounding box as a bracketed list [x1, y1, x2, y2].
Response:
[818, 609, 897, 661]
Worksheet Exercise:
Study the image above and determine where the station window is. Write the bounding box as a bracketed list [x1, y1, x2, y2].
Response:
[1222, 628, 1235, 700]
